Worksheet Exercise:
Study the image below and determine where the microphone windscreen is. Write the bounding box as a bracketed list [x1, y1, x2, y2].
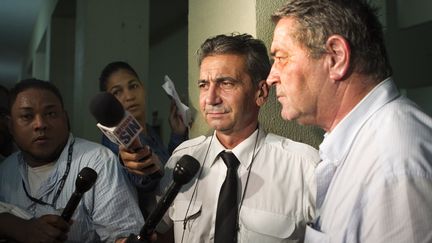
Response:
[173, 155, 200, 185]
[89, 92, 124, 127]
[75, 167, 98, 193]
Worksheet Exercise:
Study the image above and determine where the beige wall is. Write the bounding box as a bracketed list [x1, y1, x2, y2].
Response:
[189, 0, 324, 148]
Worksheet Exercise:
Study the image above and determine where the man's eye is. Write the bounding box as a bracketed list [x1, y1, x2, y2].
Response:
[220, 81, 235, 89]
[130, 83, 139, 89]
[47, 111, 58, 118]
[198, 82, 209, 90]
[20, 114, 33, 120]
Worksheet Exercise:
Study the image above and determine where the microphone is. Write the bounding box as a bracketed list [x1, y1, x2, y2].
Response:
[61, 167, 98, 221]
[89, 92, 143, 150]
[126, 155, 200, 243]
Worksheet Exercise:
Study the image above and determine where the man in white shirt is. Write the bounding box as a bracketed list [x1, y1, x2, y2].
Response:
[267, 0, 432, 242]
[146, 33, 320, 243]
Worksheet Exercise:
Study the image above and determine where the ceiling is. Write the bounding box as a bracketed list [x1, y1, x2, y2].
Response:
[0, 0, 187, 89]
[0, 0, 45, 89]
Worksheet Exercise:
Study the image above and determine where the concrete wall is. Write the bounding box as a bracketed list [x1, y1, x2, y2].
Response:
[149, 25, 188, 144]
[73, 0, 149, 142]
[22, 0, 432, 148]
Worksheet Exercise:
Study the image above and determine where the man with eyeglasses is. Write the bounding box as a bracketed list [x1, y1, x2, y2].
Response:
[0, 79, 143, 242]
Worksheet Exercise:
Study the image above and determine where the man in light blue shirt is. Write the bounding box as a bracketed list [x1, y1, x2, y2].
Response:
[267, 0, 432, 242]
[0, 79, 143, 242]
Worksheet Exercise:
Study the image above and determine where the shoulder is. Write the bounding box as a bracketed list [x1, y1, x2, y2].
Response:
[74, 137, 115, 154]
[72, 137, 118, 167]
[0, 152, 19, 174]
[264, 133, 320, 164]
[365, 97, 432, 145]
[172, 135, 208, 154]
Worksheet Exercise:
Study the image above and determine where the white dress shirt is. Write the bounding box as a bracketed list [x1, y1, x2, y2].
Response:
[305, 78, 432, 243]
[159, 127, 320, 243]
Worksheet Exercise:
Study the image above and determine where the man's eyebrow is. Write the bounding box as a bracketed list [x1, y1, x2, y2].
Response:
[215, 76, 239, 83]
[197, 79, 207, 83]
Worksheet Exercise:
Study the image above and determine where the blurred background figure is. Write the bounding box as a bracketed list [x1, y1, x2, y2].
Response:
[99, 61, 188, 161]
[0, 85, 15, 161]
[98, 61, 189, 217]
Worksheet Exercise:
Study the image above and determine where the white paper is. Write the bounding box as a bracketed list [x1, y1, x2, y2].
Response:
[162, 75, 191, 127]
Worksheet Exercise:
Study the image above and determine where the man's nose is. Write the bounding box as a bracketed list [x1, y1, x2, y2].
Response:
[33, 114, 47, 130]
[266, 64, 280, 86]
[206, 84, 222, 105]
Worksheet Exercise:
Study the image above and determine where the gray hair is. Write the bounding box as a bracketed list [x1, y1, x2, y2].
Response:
[272, 0, 392, 81]
[197, 33, 271, 86]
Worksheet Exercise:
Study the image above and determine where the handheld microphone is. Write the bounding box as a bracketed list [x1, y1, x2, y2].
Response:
[61, 167, 97, 221]
[126, 155, 200, 243]
[89, 92, 143, 150]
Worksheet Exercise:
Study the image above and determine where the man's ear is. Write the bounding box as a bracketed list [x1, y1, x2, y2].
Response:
[256, 80, 269, 106]
[325, 35, 350, 81]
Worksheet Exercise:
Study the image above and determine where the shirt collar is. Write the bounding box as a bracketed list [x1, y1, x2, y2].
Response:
[19, 133, 74, 184]
[319, 78, 400, 166]
[208, 126, 266, 169]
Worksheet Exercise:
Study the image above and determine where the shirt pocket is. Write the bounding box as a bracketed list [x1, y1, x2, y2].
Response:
[169, 200, 202, 242]
[239, 206, 297, 243]
[304, 224, 330, 243]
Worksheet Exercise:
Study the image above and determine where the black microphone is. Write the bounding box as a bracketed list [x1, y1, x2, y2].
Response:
[61, 167, 97, 221]
[126, 155, 200, 243]
[89, 92, 143, 150]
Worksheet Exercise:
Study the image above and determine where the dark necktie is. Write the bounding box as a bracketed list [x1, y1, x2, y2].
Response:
[214, 151, 240, 243]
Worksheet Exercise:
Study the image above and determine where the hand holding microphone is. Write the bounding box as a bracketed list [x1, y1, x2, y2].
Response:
[126, 155, 200, 243]
[90, 92, 162, 177]
[119, 145, 161, 177]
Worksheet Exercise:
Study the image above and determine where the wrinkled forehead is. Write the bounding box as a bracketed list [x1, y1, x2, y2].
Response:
[199, 54, 247, 79]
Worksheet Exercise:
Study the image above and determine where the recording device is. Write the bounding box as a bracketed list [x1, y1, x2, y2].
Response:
[61, 167, 97, 221]
[126, 155, 200, 243]
[89, 92, 143, 150]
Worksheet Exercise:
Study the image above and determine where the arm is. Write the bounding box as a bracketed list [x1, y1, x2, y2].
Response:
[119, 145, 164, 191]
[358, 176, 432, 243]
[0, 213, 70, 243]
[88, 151, 144, 242]
[167, 101, 188, 154]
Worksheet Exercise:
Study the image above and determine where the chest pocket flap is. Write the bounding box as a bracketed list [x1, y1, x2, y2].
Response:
[169, 200, 202, 222]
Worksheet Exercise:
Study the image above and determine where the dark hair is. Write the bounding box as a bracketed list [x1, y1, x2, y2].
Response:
[9, 78, 64, 110]
[197, 33, 271, 86]
[272, 0, 392, 81]
[99, 61, 139, 91]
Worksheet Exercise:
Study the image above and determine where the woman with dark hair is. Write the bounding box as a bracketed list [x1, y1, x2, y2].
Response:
[99, 61, 188, 188]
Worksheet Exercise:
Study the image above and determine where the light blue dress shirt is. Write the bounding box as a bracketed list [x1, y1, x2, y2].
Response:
[0, 134, 144, 242]
[305, 78, 432, 243]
